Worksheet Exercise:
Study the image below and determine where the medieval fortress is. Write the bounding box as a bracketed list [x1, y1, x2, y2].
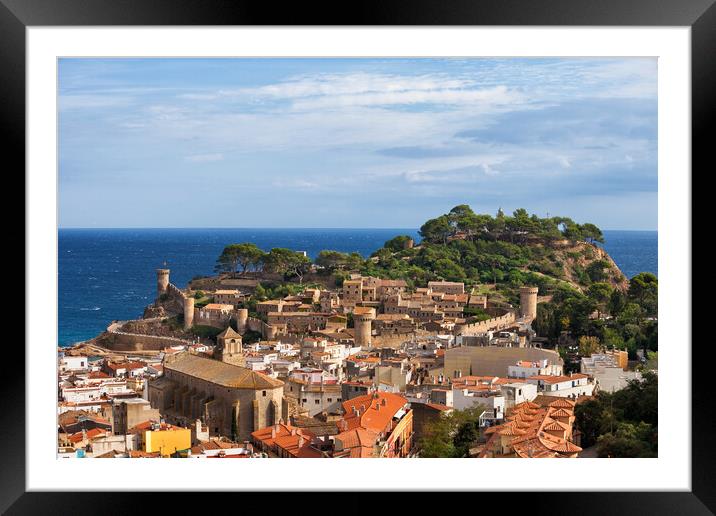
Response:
[99, 267, 539, 355]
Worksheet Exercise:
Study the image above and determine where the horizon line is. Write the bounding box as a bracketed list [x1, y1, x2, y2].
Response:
[58, 226, 659, 232]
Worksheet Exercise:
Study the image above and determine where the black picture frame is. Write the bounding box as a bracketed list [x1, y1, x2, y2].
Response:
[4, 0, 709, 513]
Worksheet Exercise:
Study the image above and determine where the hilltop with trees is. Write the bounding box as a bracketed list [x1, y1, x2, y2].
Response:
[208, 204, 656, 357]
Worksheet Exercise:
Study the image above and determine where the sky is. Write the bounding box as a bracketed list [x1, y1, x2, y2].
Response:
[58, 58, 657, 230]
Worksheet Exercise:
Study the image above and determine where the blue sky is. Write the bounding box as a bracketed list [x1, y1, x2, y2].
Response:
[58, 58, 657, 230]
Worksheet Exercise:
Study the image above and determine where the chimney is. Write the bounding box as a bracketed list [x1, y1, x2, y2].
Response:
[271, 428, 276, 439]
[299, 435, 304, 448]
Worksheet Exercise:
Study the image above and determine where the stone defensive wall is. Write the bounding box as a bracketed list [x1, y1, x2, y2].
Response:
[453, 309, 517, 337]
[372, 330, 431, 350]
[163, 283, 189, 313]
[246, 317, 285, 340]
[444, 346, 562, 379]
[102, 320, 194, 351]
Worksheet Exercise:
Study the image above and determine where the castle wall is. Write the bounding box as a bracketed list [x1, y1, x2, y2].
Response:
[103, 330, 193, 351]
[454, 310, 516, 336]
[444, 346, 561, 379]
[371, 331, 424, 349]
[162, 283, 188, 314]
[246, 317, 286, 340]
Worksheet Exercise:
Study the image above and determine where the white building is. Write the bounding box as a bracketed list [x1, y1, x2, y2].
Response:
[507, 359, 563, 379]
[498, 382, 538, 408]
[61, 381, 133, 403]
[59, 355, 89, 373]
[525, 373, 595, 398]
[452, 387, 505, 421]
[581, 353, 642, 393]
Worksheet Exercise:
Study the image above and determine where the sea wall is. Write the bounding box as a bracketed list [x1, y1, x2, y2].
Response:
[102, 320, 194, 351]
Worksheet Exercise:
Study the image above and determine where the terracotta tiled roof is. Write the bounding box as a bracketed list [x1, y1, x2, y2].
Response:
[202, 303, 234, 311]
[68, 428, 107, 443]
[549, 408, 573, 418]
[273, 433, 322, 458]
[335, 427, 379, 458]
[341, 392, 407, 434]
[216, 326, 241, 339]
[164, 352, 283, 389]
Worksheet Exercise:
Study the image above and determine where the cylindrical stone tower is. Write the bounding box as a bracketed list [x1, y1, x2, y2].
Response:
[353, 307, 376, 348]
[519, 286, 538, 321]
[235, 308, 248, 334]
[157, 269, 170, 298]
[183, 296, 195, 330]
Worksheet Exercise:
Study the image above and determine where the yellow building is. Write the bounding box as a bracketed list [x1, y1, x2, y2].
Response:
[139, 422, 191, 457]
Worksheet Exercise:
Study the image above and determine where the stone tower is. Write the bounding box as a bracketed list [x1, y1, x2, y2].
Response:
[235, 308, 249, 334]
[519, 286, 538, 321]
[216, 326, 243, 365]
[183, 296, 195, 330]
[156, 269, 170, 298]
[353, 307, 376, 348]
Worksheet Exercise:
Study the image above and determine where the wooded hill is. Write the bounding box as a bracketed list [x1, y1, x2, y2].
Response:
[357, 205, 628, 302]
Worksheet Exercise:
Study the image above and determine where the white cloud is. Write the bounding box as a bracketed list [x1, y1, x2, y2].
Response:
[59, 94, 132, 111]
[185, 153, 224, 162]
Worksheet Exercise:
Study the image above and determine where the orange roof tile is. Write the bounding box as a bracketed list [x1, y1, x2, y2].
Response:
[341, 392, 408, 434]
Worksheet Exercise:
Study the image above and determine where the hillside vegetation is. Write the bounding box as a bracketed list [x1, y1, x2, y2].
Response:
[358, 205, 627, 299]
[211, 204, 656, 355]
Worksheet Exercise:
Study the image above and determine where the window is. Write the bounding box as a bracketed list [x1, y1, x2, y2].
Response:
[315, 399, 320, 404]
[302, 399, 307, 403]
[327, 398, 332, 403]
[262, 391, 267, 397]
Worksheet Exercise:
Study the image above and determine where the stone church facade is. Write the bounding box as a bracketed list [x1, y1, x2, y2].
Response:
[148, 352, 284, 441]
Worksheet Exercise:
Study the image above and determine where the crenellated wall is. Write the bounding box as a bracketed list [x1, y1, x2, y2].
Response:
[454, 310, 517, 336]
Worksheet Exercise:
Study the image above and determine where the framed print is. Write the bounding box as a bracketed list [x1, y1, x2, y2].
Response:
[4, 0, 711, 513]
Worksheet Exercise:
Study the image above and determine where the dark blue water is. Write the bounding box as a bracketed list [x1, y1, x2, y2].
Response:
[58, 228, 656, 346]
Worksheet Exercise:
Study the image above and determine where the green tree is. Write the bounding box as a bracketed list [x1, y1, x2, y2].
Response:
[215, 243, 265, 274]
[628, 272, 658, 317]
[586, 259, 610, 283]
[418, 406, 484, 458]
[587, 282, 613, 317]
[383, 235, 415, 252]
[602, 327, 625, 350]
[609, 288, 627, 316]
[262, 248, 312, 282]
[578, 335, 601, 357]
[580, 223, 605, 244]
[315, 250, 350, 272]
[419, 215, 453, 244]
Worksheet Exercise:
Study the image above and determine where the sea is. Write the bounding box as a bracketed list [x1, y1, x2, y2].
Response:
[58, 228, 657, 347]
